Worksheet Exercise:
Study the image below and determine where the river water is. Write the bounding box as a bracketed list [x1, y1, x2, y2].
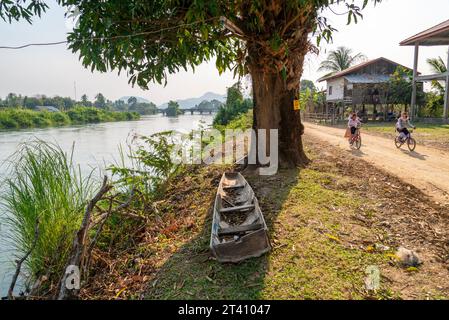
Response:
[0, 114, 214, 297]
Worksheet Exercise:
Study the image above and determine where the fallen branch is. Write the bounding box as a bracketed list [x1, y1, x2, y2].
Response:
[84, 187, 136, 274]
[8, 217, 40, 300]
[57, 176, 112, 300]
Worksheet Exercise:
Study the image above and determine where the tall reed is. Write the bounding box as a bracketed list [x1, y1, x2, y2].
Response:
[1, 140, 94, 287]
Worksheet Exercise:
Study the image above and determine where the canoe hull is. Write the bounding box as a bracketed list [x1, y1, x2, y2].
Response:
[210, 172, 271, 263]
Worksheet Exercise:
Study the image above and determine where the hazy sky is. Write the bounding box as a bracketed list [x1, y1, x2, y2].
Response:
[0, 0, 448, 105]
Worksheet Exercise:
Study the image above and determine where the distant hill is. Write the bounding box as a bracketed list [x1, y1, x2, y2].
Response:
[119, 96, 150, 104]
[158, 92, 226, 109]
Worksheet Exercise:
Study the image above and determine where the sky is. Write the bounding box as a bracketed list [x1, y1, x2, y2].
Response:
[0, 0, 448, 105]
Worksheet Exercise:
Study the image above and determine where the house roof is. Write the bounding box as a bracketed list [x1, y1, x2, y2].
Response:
[344, 74, 391, 84]
[400, 19, 449, 46]
[36, 106, 60, 112]
[317, 57, 413, 82]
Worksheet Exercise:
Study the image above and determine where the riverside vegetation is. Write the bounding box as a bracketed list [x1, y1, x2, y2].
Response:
[0, 107, 140, 130]
[2, 109, 449, 299]
[0, 84, 249, 299]
[2, 84, 448, 300]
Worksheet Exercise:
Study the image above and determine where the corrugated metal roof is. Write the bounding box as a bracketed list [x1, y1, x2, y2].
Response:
[36, 106, 60, 112]
[344, 74, 390, 84]
[318, 57, 413, 82]
[400, 19, 449, 46]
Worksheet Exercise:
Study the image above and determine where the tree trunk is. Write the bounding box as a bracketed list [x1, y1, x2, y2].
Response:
[249, 67, 309, 168]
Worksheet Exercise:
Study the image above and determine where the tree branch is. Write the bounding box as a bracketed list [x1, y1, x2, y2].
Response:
[8, 218, 40, 300]
[57, 176, 112, 300]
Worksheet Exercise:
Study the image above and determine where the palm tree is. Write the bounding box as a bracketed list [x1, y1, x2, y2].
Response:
[427, 55, 447, 93]
[318, 46, 366, 74]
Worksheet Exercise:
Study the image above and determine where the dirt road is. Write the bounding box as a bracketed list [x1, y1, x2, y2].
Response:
[304, 122, 449, 204]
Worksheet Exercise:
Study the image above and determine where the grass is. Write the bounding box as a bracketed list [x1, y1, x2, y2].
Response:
[0, 107, 140, 130]
[144, 164, 395, 300]
[360, 122, 449, 149]
[1, 141, 95, 288]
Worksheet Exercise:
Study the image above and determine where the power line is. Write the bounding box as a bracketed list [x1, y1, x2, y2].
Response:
[0, 41, 67, 49]
[0, 18, 217, 50]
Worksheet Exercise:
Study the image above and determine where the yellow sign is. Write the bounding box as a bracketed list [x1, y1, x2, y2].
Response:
[293, 100, 300, 111]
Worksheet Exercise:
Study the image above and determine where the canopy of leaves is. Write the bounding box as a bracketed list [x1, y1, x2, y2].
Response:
[0, 0, 47, 23]
[300, 79, 317, 92]
[2, 0, 381, 89]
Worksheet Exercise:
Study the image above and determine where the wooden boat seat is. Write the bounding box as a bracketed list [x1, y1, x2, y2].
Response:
[220, 204, 255, 214]
[218, 223, 263, 236]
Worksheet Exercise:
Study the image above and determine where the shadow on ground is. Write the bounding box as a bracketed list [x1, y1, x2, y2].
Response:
[400, 149, 428, 161]
[144, 168, 299, 300]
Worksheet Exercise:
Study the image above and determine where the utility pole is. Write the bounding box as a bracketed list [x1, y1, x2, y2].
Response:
[410, 43, 419, 120]
[74, 81, 77, 101]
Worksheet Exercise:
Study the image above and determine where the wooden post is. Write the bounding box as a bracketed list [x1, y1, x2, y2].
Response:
[411, 43, 419, 120]
[444, 46, 449, 121]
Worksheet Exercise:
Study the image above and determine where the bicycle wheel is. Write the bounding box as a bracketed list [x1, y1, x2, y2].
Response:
[407, 138, 416, 151]
[394, 137, 402, 149]
[355, 136, 362, 150]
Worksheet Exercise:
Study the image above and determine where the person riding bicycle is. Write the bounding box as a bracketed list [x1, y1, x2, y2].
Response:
[396, 112, 416, 142]
[347, 113, 362, 145]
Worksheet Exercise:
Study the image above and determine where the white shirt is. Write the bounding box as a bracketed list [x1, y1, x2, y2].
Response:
[348, 118, 361, 128]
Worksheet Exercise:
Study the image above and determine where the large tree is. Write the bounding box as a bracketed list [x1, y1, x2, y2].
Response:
[94, 93, 107, 109]
[1, 0, 381, 167]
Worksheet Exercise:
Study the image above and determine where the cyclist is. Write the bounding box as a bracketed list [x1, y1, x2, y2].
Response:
[396, 112, 416, 142]
[348, 113, 362, 145]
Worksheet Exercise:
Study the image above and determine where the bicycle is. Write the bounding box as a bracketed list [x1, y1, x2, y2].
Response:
[349, 125, 362, 150]
[394, 129, 416, 152]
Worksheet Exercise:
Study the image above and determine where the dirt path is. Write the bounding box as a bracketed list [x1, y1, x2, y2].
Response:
[304, 122, 449, 204]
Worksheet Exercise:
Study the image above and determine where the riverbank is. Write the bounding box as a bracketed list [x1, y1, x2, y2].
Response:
[0, 107, 140, 130]
[3, 111, 448, 300]
[77, 112, 449, 300]
[79, 132, 449, 300]
[0, 114, 214, 297]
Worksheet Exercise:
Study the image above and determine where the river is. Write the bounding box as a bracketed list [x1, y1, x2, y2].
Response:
[0, 114, 214, 297]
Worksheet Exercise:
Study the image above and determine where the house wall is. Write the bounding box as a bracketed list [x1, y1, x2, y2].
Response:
[350, 59, 399, 76]
[326, 78, 345, 101]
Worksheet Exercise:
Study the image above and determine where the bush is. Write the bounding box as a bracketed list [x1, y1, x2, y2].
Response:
[51, 112, 71, 125]
[109, 131, 182, 199]
[419, 92, 444, 118]
[32, 112, 52, 127]
[10, 109, 34, 128]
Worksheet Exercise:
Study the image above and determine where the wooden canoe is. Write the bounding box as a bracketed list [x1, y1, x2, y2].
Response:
[210, 172, 271, 263]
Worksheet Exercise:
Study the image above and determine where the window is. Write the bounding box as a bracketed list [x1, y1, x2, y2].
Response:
[329, 86, 333, 95]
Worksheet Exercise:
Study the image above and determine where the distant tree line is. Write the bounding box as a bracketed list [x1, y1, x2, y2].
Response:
[0, 93, 158, 115]
[0, 106, 140, 130]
